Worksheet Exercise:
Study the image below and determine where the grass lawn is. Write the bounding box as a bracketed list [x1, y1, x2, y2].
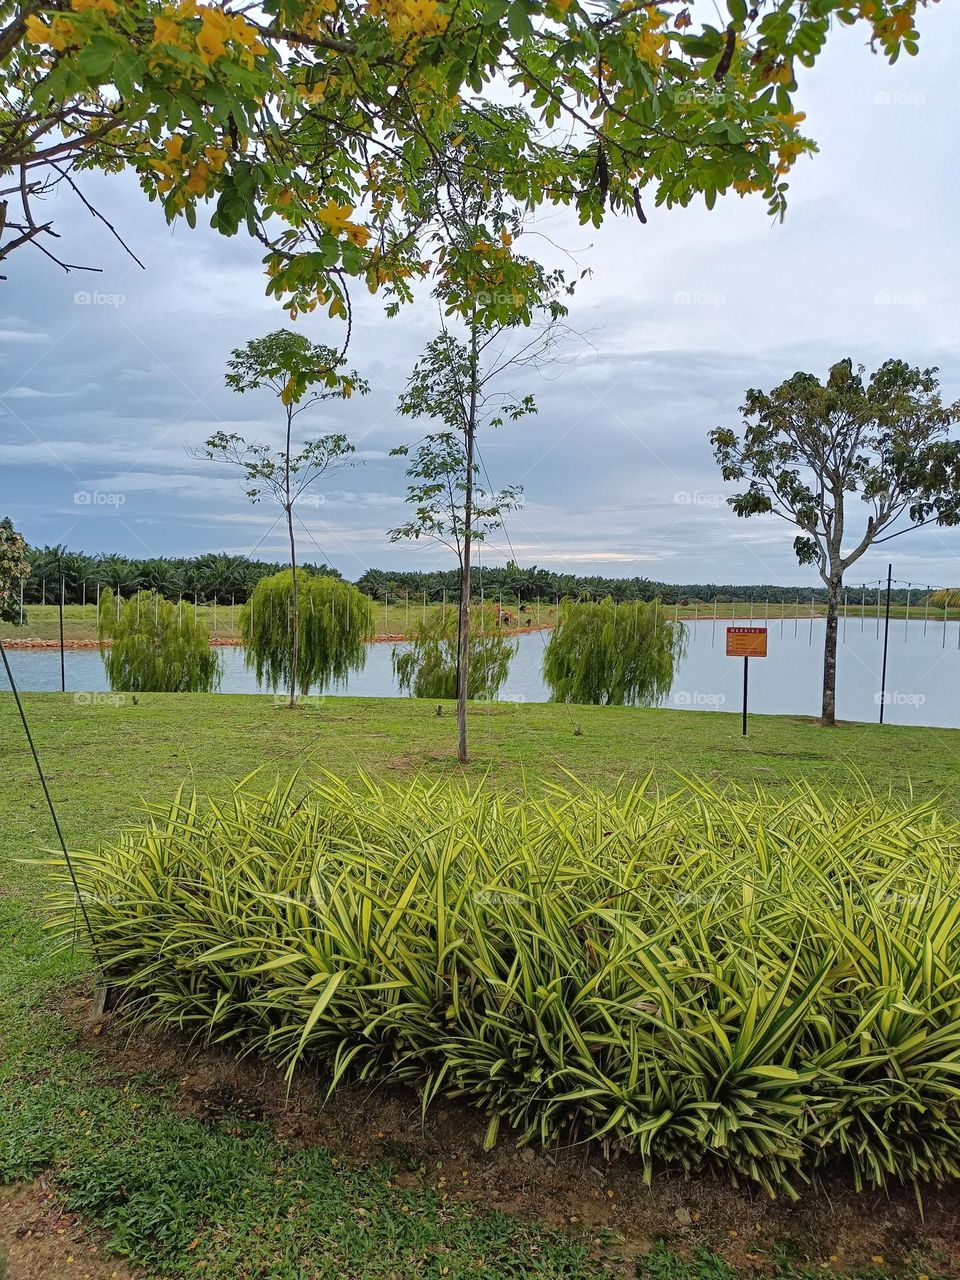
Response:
[2, 694, 960, 1278]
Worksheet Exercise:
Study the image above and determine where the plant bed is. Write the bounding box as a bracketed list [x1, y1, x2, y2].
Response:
[47, 774, 960, 1199]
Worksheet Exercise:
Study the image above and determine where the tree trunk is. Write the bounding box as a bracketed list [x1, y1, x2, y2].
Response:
[285, 407, 298, 709]
[821, 575, 841, 726]
[457, 326, 479, 765]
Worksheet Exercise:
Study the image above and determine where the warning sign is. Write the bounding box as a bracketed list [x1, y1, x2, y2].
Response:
[726, 626, 768, 658]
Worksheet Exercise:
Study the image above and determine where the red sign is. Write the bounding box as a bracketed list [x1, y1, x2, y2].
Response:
[726, 626, 768, 658]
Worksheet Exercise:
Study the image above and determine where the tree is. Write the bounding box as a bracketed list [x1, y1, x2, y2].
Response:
[240, 570, 374, 698]
[711, 359, 960, 726]
[194, 329, 367, 706]
[542, 598, 686, 706]
[391, 303, 564, 761]
[393, 604, 514, 701]
[0, 517, 28, 624]
[2, 1, 922, 303]
[98, 588, 222, 692]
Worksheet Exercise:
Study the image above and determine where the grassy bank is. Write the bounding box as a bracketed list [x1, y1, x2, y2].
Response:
[2, 696, 960, 1278]
[5, 600, 959, 646]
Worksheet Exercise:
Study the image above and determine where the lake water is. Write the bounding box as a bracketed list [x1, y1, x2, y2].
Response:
[5, 618, 960, 728]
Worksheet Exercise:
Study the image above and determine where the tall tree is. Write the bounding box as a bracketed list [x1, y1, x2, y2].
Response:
[194, 330, 367, 706]
[0, 516, 28, 624]
[2, 1, 923, 304]
[711, 359, 960, 726]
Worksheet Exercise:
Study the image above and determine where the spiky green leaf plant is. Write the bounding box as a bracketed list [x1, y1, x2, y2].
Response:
[542, 598, 686, 706]
[392, 604, 515, 701]
[48, 774, 960, 1197]
[97, 588, 221, 693]
[239, 570, 374, 696]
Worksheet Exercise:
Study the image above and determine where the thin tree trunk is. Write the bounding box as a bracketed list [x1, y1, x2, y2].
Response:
[821, 574, 841, 726]
[457, 325, 479, 764]
[285, 406, 298, 708]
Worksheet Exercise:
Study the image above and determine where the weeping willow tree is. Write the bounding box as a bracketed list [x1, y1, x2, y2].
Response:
[542, 598, 686, 707]
[393, 604, 515, 701]
[98, 588, 221, 693]
[240, 570, 374, 700]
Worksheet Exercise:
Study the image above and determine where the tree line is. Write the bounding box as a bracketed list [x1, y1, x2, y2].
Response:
[17, 545, 926, 610]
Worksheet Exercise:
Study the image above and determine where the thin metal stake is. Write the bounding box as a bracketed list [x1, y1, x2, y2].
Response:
[0, 637, 103, 969]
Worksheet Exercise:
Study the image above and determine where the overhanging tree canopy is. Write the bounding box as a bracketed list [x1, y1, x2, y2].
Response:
[3, 1, 925, 297]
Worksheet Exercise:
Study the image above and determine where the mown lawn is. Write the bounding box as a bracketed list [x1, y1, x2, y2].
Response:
[2, 694, 959, 1278]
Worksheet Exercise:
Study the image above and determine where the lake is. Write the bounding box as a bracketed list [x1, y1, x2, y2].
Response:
[5, 618, 960, 728]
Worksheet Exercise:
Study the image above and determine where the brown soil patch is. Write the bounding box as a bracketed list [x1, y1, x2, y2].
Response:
[0, 1180, 139, 1280]
[56, 985, 960, 1278]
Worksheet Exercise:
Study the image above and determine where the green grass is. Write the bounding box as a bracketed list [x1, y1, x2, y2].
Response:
[2, 694, 960, 1278]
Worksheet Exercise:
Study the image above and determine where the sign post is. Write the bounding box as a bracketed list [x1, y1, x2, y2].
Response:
[725, 626, 768, 736]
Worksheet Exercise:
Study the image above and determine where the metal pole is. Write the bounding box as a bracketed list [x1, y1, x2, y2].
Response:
[58, 572, 66, 693]
[741, 657, 749, 737]
[904, 584, 910, 641]
[879, 563, 892, 724]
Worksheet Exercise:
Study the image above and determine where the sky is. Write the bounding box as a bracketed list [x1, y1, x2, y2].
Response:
[3, 5, 959, 591]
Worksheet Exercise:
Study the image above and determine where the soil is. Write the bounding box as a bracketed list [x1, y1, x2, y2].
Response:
[0, 1180, 139, 1280]
[54, 984, 960, 1279]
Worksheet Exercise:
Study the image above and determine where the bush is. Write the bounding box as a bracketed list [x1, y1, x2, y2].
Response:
[50, 775, 960, 1195]
[97, 588, 221, 692]
[392, 604, 515, 699]
[239, 570, 374, 695]
[542, 598, 686, 705]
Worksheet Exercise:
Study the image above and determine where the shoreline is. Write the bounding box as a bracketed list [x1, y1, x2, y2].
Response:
[1, 624, 555, 651]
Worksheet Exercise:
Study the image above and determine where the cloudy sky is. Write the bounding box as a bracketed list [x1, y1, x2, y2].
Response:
[3, 5, 959, 591]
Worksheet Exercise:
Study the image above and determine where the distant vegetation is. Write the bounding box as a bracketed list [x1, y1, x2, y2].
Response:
[17, 545, 930, 609]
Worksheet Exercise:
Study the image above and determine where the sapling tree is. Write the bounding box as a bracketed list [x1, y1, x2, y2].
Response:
[193, 329, 367, 706]
[711, 359, 960, 725]
[98, 588, 221, 693]
[389, 119, 571, 762]
[542, 598, 686, 706]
